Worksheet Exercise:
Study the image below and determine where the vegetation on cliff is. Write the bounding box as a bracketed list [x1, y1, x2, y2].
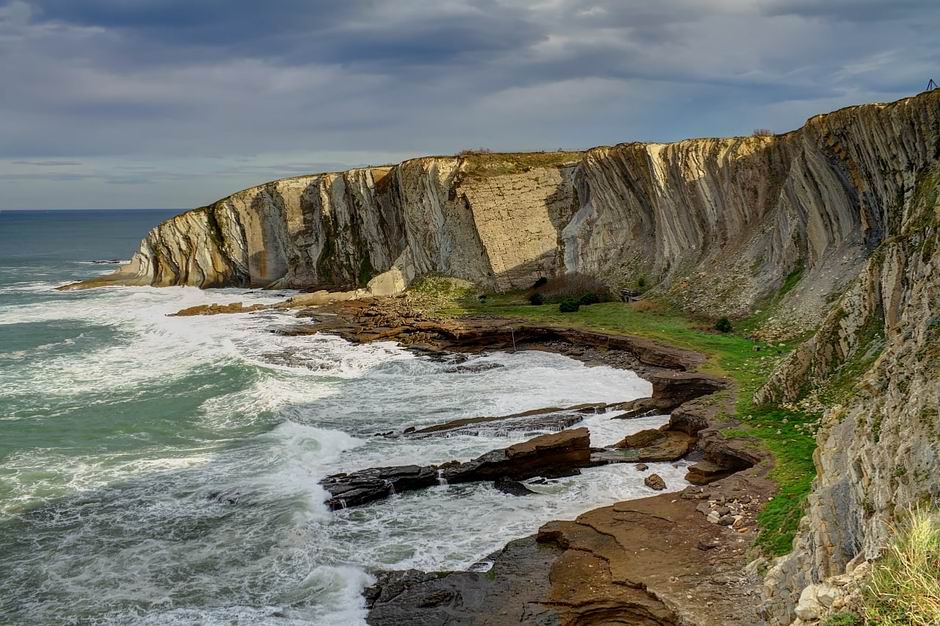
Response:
[408, 281, 820, 557]
[862, 508, 940, 625]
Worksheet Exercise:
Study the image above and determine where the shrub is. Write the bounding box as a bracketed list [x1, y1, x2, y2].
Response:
[579, 292, 600, 306]
[537, 273, 612, 304]
[631, 298, 662, 313]
[457, 147, 493, 156]
[529, 292, 544, 305]
[864, 508, 940, 626]
[715, 316, 733, 333]
[637, 276, 647, 291]
[532, 276, 548, 289]
[753, 128, 773, 137]
[559, 298, 580, 313]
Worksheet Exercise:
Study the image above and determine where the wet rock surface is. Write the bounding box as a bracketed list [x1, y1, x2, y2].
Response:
[321, 428, 592, 510]
[493, 477, 537, 496]
[367, 472, 776, 626]
[320, 465, 439, 509]
[399, 403, 605, 438]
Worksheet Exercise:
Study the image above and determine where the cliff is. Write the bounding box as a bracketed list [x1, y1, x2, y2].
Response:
[758, 159, 939, 623]
[76, 153, 581, 294]
[71, 90, 940, 623]
[77, 92, 937, 330]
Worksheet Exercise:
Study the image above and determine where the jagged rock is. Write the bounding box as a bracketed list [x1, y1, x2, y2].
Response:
[793, 583, 839, 621]
[320, 465, 438, 510]
[610, 372, 727, 421]
[761, 130, 940, 622]
[493, 477, 536, 496]
[368, 474, 771, 626]
[644, 474, 667, 490]
[321, 428, 591, 510]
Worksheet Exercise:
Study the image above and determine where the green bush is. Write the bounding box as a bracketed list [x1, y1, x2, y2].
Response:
[579, 292, 600, 306]
[537, 273, 612, 303]
[532, 276, 548, 289]
[529, 292, 544, 305]
[715, 316, 733, 333]
[558, 298, 580, 313]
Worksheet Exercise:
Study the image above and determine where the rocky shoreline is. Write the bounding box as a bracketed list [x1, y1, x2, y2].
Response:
[238, 296, 777, 625]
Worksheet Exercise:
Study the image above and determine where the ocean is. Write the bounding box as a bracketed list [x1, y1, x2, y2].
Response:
[0, 209, 686, 625]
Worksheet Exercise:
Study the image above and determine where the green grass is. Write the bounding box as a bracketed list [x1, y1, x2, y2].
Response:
[417, 289, 819, 556]
[459, 151, 583, 178]
[821, 613, 862, 626]
[864, 508, 940, 625]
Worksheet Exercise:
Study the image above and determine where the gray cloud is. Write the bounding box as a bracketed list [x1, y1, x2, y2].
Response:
[1, 0, 937, 209]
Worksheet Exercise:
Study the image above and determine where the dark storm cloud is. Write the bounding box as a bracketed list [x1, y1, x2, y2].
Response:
[2, 0, 938, 209]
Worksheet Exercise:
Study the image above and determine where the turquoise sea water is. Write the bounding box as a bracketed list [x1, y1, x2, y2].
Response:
[0, 210, 683, 625]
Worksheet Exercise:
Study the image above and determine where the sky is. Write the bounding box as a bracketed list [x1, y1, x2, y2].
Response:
[1, 0, 938, 210]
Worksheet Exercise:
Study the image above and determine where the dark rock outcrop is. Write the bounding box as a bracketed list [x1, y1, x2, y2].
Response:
[401, 403, 603, 438]
[493, 477, 537, 496]
[321, 465, 439, 509]
[321, 428, 591, 510]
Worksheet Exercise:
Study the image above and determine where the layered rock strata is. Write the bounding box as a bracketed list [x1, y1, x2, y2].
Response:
[759, 160, 940, 623]
[320, 428, 591, 510]
[72, 92, 939, 331]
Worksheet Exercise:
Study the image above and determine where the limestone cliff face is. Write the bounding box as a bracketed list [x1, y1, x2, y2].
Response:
[84, 92, 938, 331]
[84, 155, 579, 293]
[566, 91, 939, 326]
[759, 163, 939, 623]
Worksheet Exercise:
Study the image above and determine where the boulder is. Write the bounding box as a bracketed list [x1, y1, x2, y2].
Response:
[494, 477, 537, 496]
[685, 461, 734, 485]
[644, 474, 667, 490]
[610, 429, 695, 462]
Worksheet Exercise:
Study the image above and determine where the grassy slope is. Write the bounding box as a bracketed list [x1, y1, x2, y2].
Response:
[415, 282, 818, 556]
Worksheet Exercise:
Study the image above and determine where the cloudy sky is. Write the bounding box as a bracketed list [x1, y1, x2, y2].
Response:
[1, 0, 938, 210]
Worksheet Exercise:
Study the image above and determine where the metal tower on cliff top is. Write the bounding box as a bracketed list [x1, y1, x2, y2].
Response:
[928, 78, 938, 91]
